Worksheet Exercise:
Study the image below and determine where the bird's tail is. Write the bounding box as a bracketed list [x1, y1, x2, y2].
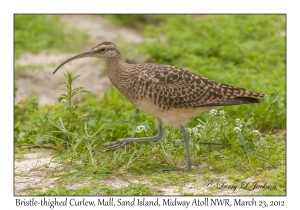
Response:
[205, 86, 266, 106]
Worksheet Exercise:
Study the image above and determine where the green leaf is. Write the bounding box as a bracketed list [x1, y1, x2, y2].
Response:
[34, 135, 46, 144]
[174, 139, 182, 146]
[58, 97, 64, 102]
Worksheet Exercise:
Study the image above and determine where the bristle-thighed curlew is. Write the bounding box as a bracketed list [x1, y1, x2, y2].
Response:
[53, 41, 265, 170]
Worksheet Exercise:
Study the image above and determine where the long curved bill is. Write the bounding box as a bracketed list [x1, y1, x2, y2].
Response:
[53, 50, 94, 74]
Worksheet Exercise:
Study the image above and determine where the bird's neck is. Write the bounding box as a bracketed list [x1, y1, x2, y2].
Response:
[105, 55, 133, 92]
[105, 55, 131, 76]
[106, 54, 127, 68]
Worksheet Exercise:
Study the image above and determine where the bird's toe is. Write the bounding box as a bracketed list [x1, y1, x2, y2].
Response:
[182, 164, 192, 171]
[102, 139, 128, 150]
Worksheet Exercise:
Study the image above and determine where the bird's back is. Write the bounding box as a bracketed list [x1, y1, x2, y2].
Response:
[125, 63, 265, 110]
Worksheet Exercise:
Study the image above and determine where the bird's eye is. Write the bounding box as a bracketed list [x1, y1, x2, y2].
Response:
[100, 48, 106, 52]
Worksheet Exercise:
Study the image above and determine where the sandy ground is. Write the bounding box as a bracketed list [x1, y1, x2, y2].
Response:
[14, 149, 61, 195]
[15, 149, 261, 195]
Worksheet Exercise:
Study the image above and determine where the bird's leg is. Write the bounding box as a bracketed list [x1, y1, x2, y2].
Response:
[179, 125, 192, 171]
[102, 123, 163, 150]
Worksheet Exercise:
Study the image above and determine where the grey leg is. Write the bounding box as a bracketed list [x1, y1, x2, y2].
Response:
[179, 125, 192, 171]
[102, 123, 163, 150]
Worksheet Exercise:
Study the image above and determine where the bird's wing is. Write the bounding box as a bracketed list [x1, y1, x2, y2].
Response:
[135, 64, 265, 109]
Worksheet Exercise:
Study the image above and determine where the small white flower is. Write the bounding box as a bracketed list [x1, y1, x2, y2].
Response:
[253, 130, 260, 135]
[209, 109, 218, 116]
[135, 125, 146, 133]
[192, 127, 198, 135]
[235, 118, 243, 127]
[219, 110, 225, 115]
[233, 127, 242, 132]
[188, 127, 201, 137]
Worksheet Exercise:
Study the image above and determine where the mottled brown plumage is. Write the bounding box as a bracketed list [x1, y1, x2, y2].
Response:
[54, 41, 265, 170]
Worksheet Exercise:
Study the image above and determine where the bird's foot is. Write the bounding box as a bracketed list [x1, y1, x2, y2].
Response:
[182, 164, 192, 171]
[162, 164, 192, 172]
[102, 139, 130, 150]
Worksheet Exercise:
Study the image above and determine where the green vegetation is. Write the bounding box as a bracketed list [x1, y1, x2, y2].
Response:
[14, 15, 89, 59]
[30, 183, 153, 196]
[105, 14, 164, 31]
[15, 15, 285, 195]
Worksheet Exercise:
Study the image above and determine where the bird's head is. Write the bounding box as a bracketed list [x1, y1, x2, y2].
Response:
[53, 41, 120, 74]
